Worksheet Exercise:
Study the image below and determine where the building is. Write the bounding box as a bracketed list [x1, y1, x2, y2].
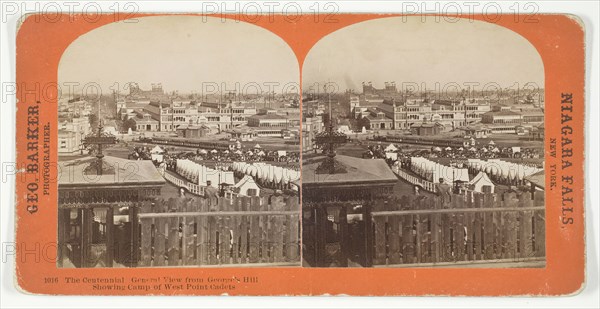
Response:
[302, 154, 398, 267]
[529, 123, 544, 141]
[58, 130, 81, 154]
[197, 100, 257, 132]
[481, 110, 523, 133]
[457, 125, 492, 138]
[57, 115, 92, 155]
[518, 108, 545, 125]
[362, 107, 394, 130]
[410, 122, 444, 136]
[224, 127, 257, 141]
[57, 155, 165, 267]
[130, 111, 159, 132]
[302, 116, 324, 152]
[352, 97, 491, 131]
[247, 110, 290, 137]
[143, 99, 199, 131]
[177, 124, 214, 138]
[362, 81, 398, 97]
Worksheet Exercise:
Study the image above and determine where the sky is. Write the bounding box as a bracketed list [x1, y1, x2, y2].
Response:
[302, 16, 545, 93]
[59, 16, 299, 96]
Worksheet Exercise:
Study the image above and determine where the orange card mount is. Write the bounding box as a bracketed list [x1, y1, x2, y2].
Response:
[14, 13, 585, 296]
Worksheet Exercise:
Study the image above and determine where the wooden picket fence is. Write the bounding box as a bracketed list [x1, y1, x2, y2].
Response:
[370, 191, 545, 267]
[137, 195, 301, 267]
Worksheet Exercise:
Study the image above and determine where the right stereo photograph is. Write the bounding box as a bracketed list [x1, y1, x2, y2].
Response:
[301, 16, 546, 268]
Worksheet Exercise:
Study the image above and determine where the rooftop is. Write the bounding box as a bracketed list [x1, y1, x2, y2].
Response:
[302, 155, 397, 186]
[249, 113, 287, 120]
[58, 156, 166, 188]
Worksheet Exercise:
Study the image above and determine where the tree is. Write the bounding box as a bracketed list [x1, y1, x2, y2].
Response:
[123, 118, 137, 131]
[358, 116, 370, 131]
[88, 114, 98, 128]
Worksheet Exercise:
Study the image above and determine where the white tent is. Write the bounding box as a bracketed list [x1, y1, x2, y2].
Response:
[150, 145, 164, 154]
[445, 147, 452, 151]
[210, 149, 218, 153]
[466, 159, 543, 182]
[433, 147, 442, 152]
[254, 144, 262, 149]
[151, 153, 163, 162]
[234, 175, 260, 196]
[410, 157, 469, 184]
[488, 140, 496, 145]
[385, 152, 398, 161]
[277, 150, 287, 157]
[258, 150, 266, 156]
[469, 171, 495, 193]
[199, 149, 207, 154]
[385, 143, 398, 152]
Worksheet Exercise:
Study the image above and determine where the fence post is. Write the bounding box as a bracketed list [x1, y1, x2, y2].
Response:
[315, 206, 327, 267]
[129, 204, 140, 267]
[363, 203, 373, 267]
[105, 206, 114, 267]
[519, 192, 534, 259]
[81, 208, 95, 268]
[57, 208, 69, 268]
[338, 206, 349, 267]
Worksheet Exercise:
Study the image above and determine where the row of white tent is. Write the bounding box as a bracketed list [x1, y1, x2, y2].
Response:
[175, 159, 235, 187]
[466, 159, 543, 181]
[384, 143, 505, 154]
[231, 162, 300, 187]
[432, 146, 501, 153]
[410, 157, 470, 184]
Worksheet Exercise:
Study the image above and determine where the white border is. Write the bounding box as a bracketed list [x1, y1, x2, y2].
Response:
[1, 1, 598, 308]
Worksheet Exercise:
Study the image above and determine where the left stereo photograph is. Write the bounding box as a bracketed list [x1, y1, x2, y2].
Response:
[55, 15, 301, 268]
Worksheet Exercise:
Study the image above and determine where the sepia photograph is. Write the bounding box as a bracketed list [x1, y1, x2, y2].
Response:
[55, 16, 301, 268]
[8, 5, 593, 299]
[301, 17, 546, 268]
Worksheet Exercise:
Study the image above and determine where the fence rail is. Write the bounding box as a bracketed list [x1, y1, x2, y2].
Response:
[370, 191, 545, 266]
[138, 195, 301, 267]
[392, 166, 437, 192]
[162, 170, 205, 196]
